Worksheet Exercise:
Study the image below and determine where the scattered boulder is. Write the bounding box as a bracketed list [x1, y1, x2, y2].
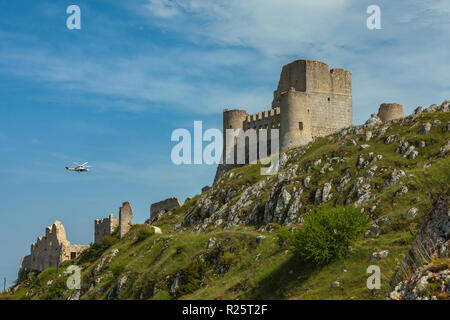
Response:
[365, 114, 383, 127]
[206, 237, 216, 249]
[439, 139, 450, 157]
[170, 273, 181, 295]
[331, 281, 341, 288]
[384, 170, 405, 187]
[394, 186, 408, 197]
[418, 123, 431, 134]
[385, 135, 397, 144]
[432, 120, 441, 126]
[413, 106, 423, 115]
[256, 235, 266, 243]
[303, 176, 311, 187]
[360, 144, 370, 150]
[371, 250, 389, 260]
[403, 207, 419, 219]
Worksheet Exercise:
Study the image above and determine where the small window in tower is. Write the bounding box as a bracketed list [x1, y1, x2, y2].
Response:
[299, 122, 304, 131]
[328, 97, 331, 102]
[71, 252, 77, 259]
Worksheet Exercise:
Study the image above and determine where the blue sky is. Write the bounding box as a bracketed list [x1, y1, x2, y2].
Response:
[0, 0, 448, 286]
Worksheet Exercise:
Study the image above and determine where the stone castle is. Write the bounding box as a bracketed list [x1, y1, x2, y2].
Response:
[19, 221, 88, 275]
[215, 59, 404, 181]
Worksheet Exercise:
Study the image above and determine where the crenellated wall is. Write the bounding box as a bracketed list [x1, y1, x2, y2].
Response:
[94, 214, 119, 244]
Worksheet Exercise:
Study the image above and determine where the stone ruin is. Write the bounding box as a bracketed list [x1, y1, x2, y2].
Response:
[201, 185, 211, 193]
[119, 202, 133, 239]
[150, 197, 181, 223]
[94, 214, 119, 244]
[19, 221, 88, 276]
[378, 103, 404, 122]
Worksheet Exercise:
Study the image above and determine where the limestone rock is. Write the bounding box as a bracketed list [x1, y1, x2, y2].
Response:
[413, 106, 423, 115]
[365, 114, 382, 127]
[170, 273, 181, 295]
[439, 139, 450, 157]
[403, 207, 419, 219]
[385, 135, 397, 144]
[432, 120, 441, 126]
[331, 281, 341, 288]
[384, 170, 405, 187]
[303, 176, 311, 187]
[418, 123, 431, 134]
[395, 186, 408, 197]
[256, 235, 266, 243]
[371, 250, 389, 260]
[322, 183, 333, 203]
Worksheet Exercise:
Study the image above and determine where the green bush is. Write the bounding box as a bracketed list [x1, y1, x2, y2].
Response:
[111, 263, 127, 277]
[136, 228, 155, 242]
[78, 235, 118, 264]
[175, 260, 207, 296]
[279, 206, 369, 265]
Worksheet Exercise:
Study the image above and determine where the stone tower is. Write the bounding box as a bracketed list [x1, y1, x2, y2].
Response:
[274, 60, 352, 151]
[279, 87, 313, 151]
[119, 202, 133, 239]
[377, 103, 404, 122]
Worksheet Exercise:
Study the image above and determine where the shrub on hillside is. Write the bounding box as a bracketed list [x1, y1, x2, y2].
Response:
[278, 206, 369, 265]
[78, 235, 118, 264]
[136, 228, 155, 242]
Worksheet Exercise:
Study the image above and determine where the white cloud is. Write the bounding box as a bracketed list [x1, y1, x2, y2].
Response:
[144, 0, 182, 18]
[0, 1, 448, 121]
[142, 0, 450, 122]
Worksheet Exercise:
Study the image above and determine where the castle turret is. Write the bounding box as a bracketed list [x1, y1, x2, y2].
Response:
[377, 103, 404, 122]
[280, 87, 312, 151]
[222, 109, 248, 164]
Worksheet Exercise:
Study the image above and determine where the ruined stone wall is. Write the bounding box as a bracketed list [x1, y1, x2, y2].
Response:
[378, 103, 404, 122]
[19, 221, 88, 275]
[119, 202, 133, 239]
[150, 197, 181, 219]
[94, 214, 119, 244]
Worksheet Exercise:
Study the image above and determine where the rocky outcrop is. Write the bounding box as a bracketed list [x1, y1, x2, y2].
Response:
[390, 195, 449, 300]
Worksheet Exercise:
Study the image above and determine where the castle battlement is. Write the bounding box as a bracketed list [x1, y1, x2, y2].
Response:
[215, 59, 353, 182]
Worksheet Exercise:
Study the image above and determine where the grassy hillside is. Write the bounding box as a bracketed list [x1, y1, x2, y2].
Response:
[2, 106, 449, 300]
